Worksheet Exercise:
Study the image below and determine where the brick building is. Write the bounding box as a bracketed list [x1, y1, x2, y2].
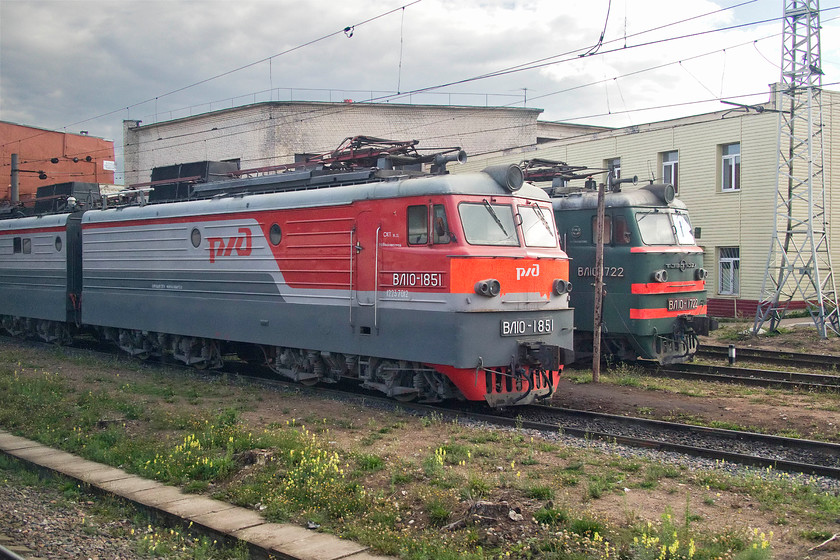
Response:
[1, 121, 115, 202]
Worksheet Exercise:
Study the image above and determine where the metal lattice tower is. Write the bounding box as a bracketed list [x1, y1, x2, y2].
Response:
[754, 0, 839, 337]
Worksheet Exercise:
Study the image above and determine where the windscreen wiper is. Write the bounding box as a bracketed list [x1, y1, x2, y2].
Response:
[483, 199, 508, 237]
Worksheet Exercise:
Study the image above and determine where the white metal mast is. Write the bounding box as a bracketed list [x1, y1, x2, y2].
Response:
[753, 0, 839, 337]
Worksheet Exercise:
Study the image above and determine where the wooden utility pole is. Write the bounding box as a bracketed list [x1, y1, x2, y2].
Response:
[592, 179, 606, 383]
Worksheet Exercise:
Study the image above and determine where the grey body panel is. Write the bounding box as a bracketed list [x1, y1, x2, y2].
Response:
[0, 214, 74, 322]
[83, 282, 573, 368]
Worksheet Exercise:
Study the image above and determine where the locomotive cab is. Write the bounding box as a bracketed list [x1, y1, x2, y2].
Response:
[547, 176, 714, 364]
[351, 168, 574, 406]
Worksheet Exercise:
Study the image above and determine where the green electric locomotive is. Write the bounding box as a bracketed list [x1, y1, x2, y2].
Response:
[522, 160, 716, 364]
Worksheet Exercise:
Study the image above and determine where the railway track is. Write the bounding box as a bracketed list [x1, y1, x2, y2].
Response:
[238, 377, 840, 481]
[697, 344, 839, 371]
[479, 404, 840, 480]
[641, 361, 840, 391]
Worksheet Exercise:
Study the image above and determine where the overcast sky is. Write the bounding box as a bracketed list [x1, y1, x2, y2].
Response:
[2, 0, 839, 182]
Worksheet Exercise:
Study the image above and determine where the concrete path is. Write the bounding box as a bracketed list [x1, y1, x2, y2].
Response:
[0, 429, 394, 560]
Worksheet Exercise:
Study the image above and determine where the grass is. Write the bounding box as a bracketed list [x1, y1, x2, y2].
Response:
[1, 341, 838, 559]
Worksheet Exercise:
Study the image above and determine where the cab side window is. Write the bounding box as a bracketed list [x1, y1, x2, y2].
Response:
[432, 204, 451, 244]
[407, 205, 428, 245]
[614, 215, 631, 245]
[591, 216, 611, 244]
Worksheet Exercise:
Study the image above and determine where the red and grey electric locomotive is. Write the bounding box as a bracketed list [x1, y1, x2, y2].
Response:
[521, 159, 715, 364]
[0, 138, 574, 406]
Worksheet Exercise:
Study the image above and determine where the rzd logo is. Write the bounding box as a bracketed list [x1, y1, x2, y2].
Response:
[208, 227, 252, 263]
[516, 263, 540, 280]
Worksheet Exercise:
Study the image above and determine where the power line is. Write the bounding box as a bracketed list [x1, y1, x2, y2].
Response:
[363, 0, 777, 103]
[115, 28, 788, 168]
[60, 0, 424, 131]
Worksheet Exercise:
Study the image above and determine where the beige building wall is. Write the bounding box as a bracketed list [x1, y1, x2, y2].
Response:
[457, 90, 840, 318]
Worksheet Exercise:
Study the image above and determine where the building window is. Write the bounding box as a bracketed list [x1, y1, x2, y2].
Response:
[662, 150, 678, 192]
[719, 247, 740, 295]
[721, 143, 740, 192]
[604, 158, 621, 182]
[605, 158, 621, 181]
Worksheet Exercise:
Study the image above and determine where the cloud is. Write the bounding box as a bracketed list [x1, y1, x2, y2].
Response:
[2, 0, 837, 180]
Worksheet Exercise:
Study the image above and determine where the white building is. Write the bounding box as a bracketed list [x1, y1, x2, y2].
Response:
[122, 101, 604, 186]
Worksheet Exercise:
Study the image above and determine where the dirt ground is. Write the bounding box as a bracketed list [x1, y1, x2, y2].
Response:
[233, 322, 840, 560]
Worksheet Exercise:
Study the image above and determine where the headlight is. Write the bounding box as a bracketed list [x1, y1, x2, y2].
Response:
[474, 279, 501, 297]
[695, 268, 708, 281]
[651, 270, 668, 283]
[553, 279, 573, 295]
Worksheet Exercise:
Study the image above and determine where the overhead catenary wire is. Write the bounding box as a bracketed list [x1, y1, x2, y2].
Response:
[364, 0, 777, 104]
[579, 0, 612, 57]
[59, 0, 425, 132]
[1, 31, 811, 182]
[133, 14, 783, 142]
[110, 27, 791, 176]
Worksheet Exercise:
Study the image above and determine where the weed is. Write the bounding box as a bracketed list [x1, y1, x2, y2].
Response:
[420, 411, 444, 427]
[569, 515, 605, 537]
[463, 475, 491, 499]
[356, 453, 385, 471]
[426, 497, 452, 526]
[534, 506, 569, 526]
[524, 484, 554, 501]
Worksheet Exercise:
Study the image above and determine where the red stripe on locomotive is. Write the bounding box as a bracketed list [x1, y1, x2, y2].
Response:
[630, 246, 703, 253]
[629, 305, 708, 319]
[631, 280, 705, 294]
